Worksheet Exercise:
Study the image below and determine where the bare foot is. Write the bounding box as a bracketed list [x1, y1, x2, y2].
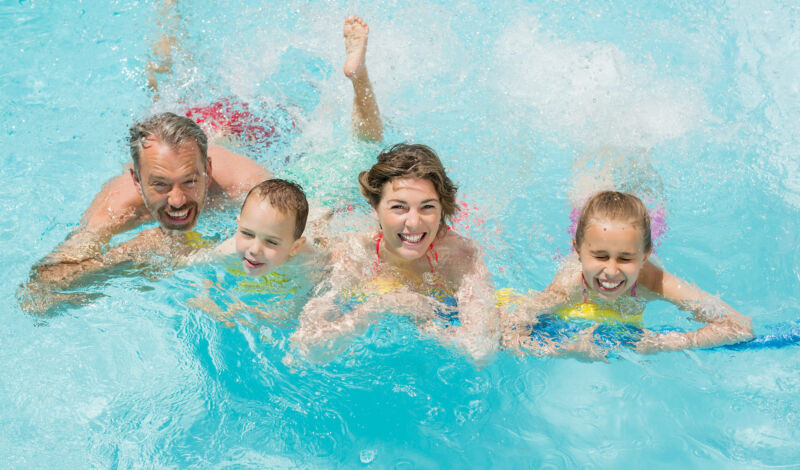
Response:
[343, 15, 369, 80]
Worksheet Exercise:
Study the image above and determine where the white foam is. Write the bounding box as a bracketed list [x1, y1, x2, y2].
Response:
[492, 18, 710, 149]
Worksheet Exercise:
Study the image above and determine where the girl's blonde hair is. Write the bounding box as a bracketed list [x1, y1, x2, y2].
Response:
[574, 191, 652, 253]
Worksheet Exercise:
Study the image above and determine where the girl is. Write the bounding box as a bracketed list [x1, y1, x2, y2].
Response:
[509, 190, 753, 355]
[290, 144, 498, 363]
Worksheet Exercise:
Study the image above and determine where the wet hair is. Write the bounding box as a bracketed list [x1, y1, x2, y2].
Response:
[358, 143, 458, 230]
[574, 190, 652, 253]
[242, 179, 309, 240]
[129, 112, 209, 175]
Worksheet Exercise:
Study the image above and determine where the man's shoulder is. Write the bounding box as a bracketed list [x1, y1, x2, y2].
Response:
[207, 145, 272, 197]
[84, 171, 147, 229]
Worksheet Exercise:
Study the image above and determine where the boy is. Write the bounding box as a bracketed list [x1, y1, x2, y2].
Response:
[213, 179, 315, 276]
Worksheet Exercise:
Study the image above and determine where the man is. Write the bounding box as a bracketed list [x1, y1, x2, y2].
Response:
[22, 14, 382, 300]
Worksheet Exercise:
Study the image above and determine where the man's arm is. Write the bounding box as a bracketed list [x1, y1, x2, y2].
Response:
[40, 170, 149, 266]
[21, 228, 188, 314]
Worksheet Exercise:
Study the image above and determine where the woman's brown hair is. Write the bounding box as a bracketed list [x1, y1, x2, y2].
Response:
[358, 143, 458, 229]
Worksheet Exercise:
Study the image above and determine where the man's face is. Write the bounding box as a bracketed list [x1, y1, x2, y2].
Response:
[132, 138, 210, 231]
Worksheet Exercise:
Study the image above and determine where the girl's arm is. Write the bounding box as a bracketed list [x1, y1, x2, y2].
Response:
[635, 261, 753, 353]
[505, 256, 580, 327]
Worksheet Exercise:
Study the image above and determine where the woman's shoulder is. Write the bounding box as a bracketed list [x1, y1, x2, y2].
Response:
[437, 228, 478, 257]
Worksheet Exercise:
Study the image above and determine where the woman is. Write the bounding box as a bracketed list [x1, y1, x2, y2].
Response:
[290, 144, 499, 363]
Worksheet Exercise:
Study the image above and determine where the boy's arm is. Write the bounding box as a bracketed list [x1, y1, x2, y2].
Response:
[635, 261, 753, 353]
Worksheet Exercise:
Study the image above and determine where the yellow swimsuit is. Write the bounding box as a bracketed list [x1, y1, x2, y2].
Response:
[555, 277, 645, 326]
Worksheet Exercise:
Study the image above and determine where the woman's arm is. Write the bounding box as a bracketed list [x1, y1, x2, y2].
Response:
[635, 261, 753, 353]
[288, 235, 375, 362]
[447, 241, 500, 364]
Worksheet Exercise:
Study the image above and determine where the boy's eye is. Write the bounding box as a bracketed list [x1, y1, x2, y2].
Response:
[594, 255, 609, 261]
[265, 239, 279, 246]
[240, 230, 254, 238]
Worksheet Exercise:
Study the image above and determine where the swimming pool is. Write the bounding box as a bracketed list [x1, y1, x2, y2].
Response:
[3, 0, 799, 467]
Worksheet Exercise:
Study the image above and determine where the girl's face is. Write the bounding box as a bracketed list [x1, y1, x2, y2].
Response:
[374, 177, 442, 263]
[576, 218, 651, 300]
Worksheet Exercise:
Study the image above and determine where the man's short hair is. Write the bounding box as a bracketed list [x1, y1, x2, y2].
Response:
[129, 112, 209, 174]
[242, 179, 309, 240]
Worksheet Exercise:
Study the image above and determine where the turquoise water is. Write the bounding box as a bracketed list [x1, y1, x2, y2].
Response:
[3, 0, 800, 467]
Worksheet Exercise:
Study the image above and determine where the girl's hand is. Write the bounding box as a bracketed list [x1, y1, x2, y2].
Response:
[634, 329, 692, 354]
[557, 325, 610, 362]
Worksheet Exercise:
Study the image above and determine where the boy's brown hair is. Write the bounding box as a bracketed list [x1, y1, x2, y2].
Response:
[242, 179, 309, 239]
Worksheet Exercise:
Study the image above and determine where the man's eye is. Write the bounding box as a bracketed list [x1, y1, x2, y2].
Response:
[185, 179, 197, 187]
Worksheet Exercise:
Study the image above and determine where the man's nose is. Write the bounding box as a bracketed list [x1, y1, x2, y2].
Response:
[167, 187, 187, 208]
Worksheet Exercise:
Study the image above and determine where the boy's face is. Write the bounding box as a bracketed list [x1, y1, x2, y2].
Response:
[234, 198, 305, 277]
[576, 218, 650, 300]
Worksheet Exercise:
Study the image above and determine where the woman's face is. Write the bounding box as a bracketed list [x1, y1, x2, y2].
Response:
[374, 177, 442, 262]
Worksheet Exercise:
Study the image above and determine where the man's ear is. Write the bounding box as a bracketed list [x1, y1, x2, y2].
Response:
[290, 237, 306, 257]
[130, 167, 142, 191]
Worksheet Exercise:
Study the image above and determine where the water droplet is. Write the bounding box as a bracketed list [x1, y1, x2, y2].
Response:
[360, 449, 377, 464]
